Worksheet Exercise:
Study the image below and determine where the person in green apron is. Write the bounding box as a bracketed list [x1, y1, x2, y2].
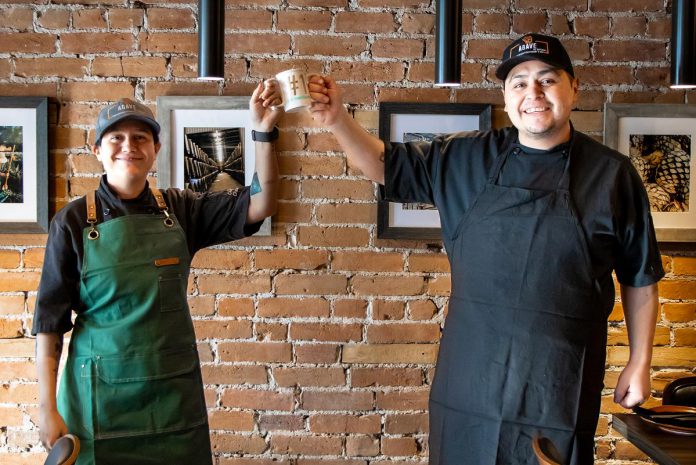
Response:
[33, 82, 282, 464]
[307, 34, 664, 464]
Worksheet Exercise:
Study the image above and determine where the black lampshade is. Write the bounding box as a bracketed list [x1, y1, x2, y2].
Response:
[435, 0, 463, 87]
[671, 0, 696, 88]
[198, 0, 225, 80]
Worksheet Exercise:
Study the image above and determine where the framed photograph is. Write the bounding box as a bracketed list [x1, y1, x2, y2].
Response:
[0, 97, 48, 233]
[156, 96, 270, 236]
[604, 103, 696, 242]
[377, 102, 492, 240]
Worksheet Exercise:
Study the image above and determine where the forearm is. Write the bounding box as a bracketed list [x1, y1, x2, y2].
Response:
[36, 332, 63, 413]
[246, 140, 279, 223]
[621, 283, 659, 366]
[328, 108, 385, 185]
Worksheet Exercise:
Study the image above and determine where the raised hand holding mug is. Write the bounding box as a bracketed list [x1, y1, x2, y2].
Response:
[272, 69, 312, 112]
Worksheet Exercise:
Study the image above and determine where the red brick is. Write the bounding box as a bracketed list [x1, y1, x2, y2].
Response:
[218, 341, 292, 362]
[0, 319, 23, 338]
[276, 202, 312, 223]
[376, 390, 429, 410]
[302, 179, 374, 201]
[611, 16, 647, 36]
[294, 343, 340, 364]
[474, 13, 510, 34]
[334, 299, 367, 319]
[330, 61, 405, 83]
[61, 33, 134, 54]
[574, 16, 609, 37]
[351, 367, 423, 387]
[347, 435, 380, 456]
[271, 435, 343, 455]
[381, 437, 419, 456]
[147, 7, 194, 29]
[367, 323, 440, 343]
[201, 364, 268, 385]
[512, 13, 547, 34]
[197, 274, 271, 294]
[309, 414, 381, 433]
[0, 272, 40, 292]
[258, 414, 305, 431]
[297, 226, 371, 247]
[255, 322, 288, 341]
[256, 250, 329, 271]
[635, 67, 669, 87]
[224, 9, 272, 29]
[371, 39, 424, 59]
[610, 90, 684, 104]
[211, 433, 267, 455]
[208, 410, 256, 430]
[402, 13, 434, 34]
[385, 413, 429, 434]
[226, 33, 291, 54]
[408, 300, 438, 320]
[188, 295, 214, 316]
[0, 250, 21, 269]
[647, 17, 670, 39]
[332, 252, 403, 272]
[37, 9, 70, 29]
[287, 0, 347, 6]
[335, 12, 396, 33]
[378, 87, 451, 103]
[675, 328, 696, 346]
[295, 35, 367, 56]
[73, 8, 107, 29]
[352, 276, 425, 296]
[301, 390, 373, 410]
[550, 14, 572, 35]
[15, 58, 88, 78]
[591, 0, 662, 12]
[60, 81, 135, 102]
[274, 273, 348, 295]
[218, 297, 255, 317]
[221, 388, 294, 410]
[594, 40, 665, 61]
[373, 300, 405, 321]
[659, 280, 696, 300]
[0, 33, 56, 54]
[273, 367, 346, 387]
[303, 134, 344, 153]
[316, 204, 376, 225]
[108, 8, 144, 29]
[663, 303, 696, 323]
[140, 32, 197, 53]
[575, 65, 634, 86]
[517, 0, 587, 9]
[290, 322, 362, 342]
[193, 320, 252, 340]
[277, 10, 331, 31]
[0, 295, 25, 315]
[3, 8, 33, 30]
[258, 297, 329, 318]
[191, 249, 250, 270]
[92, 56, 168, 78]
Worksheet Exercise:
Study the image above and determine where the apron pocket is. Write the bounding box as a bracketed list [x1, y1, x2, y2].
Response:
[93, 348, 207, 439]
[159, 273, 186, 312]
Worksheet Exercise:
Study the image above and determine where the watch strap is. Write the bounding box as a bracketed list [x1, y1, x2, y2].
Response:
[251, 127, 279, 142]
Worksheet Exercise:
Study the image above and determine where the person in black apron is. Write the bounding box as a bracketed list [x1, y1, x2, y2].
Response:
[308, 33, 664, 464]
[34, 83, 282, 465]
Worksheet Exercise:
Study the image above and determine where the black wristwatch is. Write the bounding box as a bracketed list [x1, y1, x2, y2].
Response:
[251, 127, 279, 142]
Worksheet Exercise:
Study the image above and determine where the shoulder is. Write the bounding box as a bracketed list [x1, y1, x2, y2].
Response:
[573, 132, 631, 167]
[51, 196, 88, 229]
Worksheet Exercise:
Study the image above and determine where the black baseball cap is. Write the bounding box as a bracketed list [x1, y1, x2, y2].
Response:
[495, 33, 574, 81]
[94, 98, 160, 144]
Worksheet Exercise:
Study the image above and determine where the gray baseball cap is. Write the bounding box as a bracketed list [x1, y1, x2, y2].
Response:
[94, 98, 160, 144]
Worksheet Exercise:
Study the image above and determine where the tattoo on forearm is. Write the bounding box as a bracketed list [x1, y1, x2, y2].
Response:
[250, 172, 262, 195]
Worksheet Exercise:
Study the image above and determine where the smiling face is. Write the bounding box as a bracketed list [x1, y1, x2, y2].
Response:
[93, 119, 161, 199]
[503, 60, 579, 150]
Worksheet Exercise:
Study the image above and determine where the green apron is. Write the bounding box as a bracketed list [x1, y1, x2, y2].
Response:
[57, 188, 213, 465]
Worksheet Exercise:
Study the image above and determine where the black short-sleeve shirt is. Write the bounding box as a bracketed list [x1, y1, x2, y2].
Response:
[383, 127, 664, 314]
[32, 175, 261, 335]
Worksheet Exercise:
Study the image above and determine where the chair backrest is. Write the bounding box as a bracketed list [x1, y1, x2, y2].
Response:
[663, 376, 696, 407]
[532, 436, 563, 465]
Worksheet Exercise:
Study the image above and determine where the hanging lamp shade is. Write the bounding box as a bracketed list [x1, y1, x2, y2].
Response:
[434, 0, 463, 87]
[671, 0, 696, 89]
[198, 0, 225, 80]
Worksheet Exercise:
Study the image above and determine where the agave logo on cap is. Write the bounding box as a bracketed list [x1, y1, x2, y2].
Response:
[107, 98, 139, 121]
[511, 35, 549, 58]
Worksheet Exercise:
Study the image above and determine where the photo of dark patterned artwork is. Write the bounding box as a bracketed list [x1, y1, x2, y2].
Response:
[629, 134, 691, 212]
[0, 126, 23, 203]
[403, 132, 439, 211]
[183, 127, 244, 193]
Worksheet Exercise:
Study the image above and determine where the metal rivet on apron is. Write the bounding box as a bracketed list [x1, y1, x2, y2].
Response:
[103, 208, 110, 216]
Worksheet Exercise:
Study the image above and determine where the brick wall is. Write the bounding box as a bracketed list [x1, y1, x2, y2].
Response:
[0, 0, 694, 463]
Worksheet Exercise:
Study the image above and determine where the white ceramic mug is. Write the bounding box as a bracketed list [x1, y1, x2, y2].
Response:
[273, 69, 312, 113]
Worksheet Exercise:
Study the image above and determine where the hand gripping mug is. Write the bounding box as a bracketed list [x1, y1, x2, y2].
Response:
[273, 69, 312, 113]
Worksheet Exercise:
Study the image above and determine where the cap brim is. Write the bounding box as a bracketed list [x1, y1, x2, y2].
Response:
[495, 55, 570, 81]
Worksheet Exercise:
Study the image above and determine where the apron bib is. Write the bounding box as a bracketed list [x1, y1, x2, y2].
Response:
[57, 189, 212, 465]
[430, 135, 607, 465]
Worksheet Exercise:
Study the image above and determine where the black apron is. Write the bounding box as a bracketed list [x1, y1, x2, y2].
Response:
[429, 133, 607, 464]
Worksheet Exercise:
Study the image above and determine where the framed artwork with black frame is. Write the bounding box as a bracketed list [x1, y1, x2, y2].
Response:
[0, 97, 48, 233]
[156, 96, 271, 236]
[377, 102, 492, 240]
[604, 103, 696, 242]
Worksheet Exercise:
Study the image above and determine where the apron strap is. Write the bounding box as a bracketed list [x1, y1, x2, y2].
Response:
[85, 190, 100, 240]
[150, 187, 176, 228]
[150, 187, 168, 211]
